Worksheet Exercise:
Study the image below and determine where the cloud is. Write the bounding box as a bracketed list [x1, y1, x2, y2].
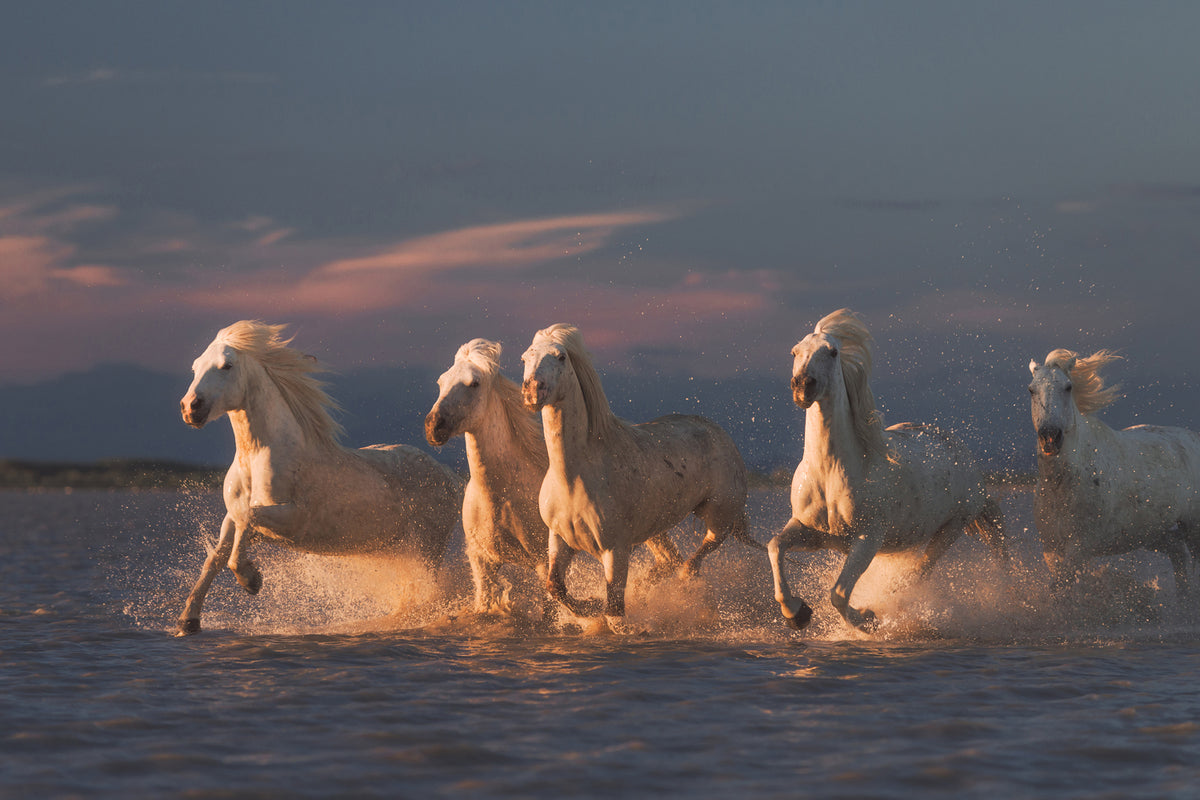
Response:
[183, 207, 685, 314]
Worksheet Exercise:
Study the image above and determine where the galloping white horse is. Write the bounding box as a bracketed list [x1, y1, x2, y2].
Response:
[425, 338, 686, 617]
[521, 324, 751, 632]
[1029, 349, 1200, 596]
[176, 320, 463, 635]
[769, 309, 1007, 632]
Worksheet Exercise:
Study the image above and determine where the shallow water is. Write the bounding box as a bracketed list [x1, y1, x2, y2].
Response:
[2, 488, 1200, 798]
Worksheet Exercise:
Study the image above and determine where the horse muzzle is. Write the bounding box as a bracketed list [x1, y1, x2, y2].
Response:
[425, 411, 451, 447]
[791, 375, 816, 408]
[522, 379, 547, 411]
[1037, 426, 1063, 456]
[180, 396, 209, 428]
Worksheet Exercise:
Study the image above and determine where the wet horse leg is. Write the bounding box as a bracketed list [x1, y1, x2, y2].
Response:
[644, 530, 684, 581]
[228, 520, 263, 595]
[546, 532, 603, 618]
[176, 514, 237, 636]
[767, 517, 822, 629]
[830, 529, 884, 633]
[1162, 538, 1190, 599]
[914, 521, 964, 580]
[602, 545, 633, 633]
[681, 503, 746, 576]
[468, 548, 509, 615]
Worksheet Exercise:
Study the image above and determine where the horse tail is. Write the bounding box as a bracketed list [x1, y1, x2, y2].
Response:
[969, 495, 1009, 566]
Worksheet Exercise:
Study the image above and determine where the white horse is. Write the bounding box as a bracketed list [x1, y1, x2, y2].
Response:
[520, 323, 751, 633]
[176, 320, 464, 635]
[1029, 348, 1200, 596]
[425, 338, 686, 618]
[768, 309, 1007, 632]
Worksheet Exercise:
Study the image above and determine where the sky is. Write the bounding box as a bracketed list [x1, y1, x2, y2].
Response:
[3, 2, 1200, 463]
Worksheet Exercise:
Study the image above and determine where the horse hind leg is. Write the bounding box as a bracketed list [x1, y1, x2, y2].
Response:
[228, 524, 263, 595]
[681, 503, 747, 577]
[970, 496, 1009, 566]
[644, 530, 684, 582]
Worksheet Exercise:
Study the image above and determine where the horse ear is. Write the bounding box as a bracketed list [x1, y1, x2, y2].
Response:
[1028, 359, 1038, 375]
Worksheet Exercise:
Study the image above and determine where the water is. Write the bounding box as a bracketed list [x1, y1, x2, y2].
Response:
[3, 488, 1200, 798]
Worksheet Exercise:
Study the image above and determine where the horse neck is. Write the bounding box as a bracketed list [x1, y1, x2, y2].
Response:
[1040, 410, 1110, 474]
[540, 374, 594, 478]
[803, 372, 867, 477]
[464, 387, 547, 485]
[226, 366, 308, 460]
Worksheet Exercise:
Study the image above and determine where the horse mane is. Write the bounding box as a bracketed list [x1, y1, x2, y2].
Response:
[457, 338, 546, 462]
[533, 323, 619, 441]
[217, 320, 345, 446]
[1044, 348, 1122, 415]
[813, 308, 888, 460]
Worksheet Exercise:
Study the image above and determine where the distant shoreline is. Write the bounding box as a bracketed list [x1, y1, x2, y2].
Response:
[0, 458, 1033, 492]
[0, 458, 226, 491]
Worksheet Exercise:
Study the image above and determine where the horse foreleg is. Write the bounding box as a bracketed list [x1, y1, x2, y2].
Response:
[469, 548, 510, 616]
[767, 518, 816, 630]
[602, 546, 633, 634]
[176, 514, 237, 636]
[831, 531, 884, 633]
[546, 533, 603, 618]
[228, 520, 263, 595]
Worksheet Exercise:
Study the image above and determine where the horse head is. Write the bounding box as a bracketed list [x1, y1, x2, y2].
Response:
[1028, 358, 1076, 456]
[426, 339, 500, 446]
[790, 331, 841, 408]
[521, 328, 573, 412]
[181, 337, 248, 428]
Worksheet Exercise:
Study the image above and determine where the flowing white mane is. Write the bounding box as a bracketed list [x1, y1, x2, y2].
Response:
[813, 308, 887, 459]
[533, 323, 618, 441]
[1044, 348, 1122, 416]
[217, 320, 344, 445]
[457, 338, 545, 460]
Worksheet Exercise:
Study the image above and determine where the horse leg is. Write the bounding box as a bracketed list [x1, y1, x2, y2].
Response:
[971, 496, 1009, 566]
[176, 514, 237, 636]
[767, 517, 818, 630]
[645, 530, 684, 582]
[831, 530, 884, 633]
[469, 548, 510, 615]
[914, 522, 963, 580]
[602, 545, 633, 634]
[228, 521, 263, 595]
[546, 533, 604, 618]
[680, 503, 745, 577]
[1043, 550, 1083, 595]
[1163, 538, 1190, 600]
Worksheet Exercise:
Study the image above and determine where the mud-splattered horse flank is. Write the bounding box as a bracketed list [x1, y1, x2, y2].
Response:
[768, 309, 1007, 633]
[176, 320, 463, 635]
[425, 338, 690, 619]
[520, 323, 751, 634]
[1030, 348, 1200, 596]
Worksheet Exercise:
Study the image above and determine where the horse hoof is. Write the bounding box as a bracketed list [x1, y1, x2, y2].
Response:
[605, 615, 635, 635]
[857, 609, 879, 634]
[784, 602, 813, 630]
[238, 570, 263, 595]
[175, 618, 200, 636]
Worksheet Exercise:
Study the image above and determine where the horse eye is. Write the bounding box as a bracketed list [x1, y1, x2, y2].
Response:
[829, 348, 838, 358]
[1065, 383, 1072, 392]
[468, 379, 480, 388]
[557, 353, 566, 362]
[220, 363, 232, 371]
